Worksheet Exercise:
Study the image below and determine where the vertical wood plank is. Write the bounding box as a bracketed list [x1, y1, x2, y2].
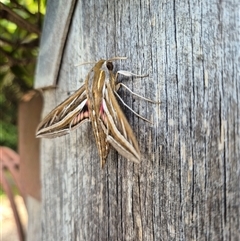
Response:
[38, 0, 240, 240]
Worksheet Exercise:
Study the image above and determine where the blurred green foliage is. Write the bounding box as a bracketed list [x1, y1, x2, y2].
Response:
[0, 0, 46, 150]
[0, 187, 5, 197]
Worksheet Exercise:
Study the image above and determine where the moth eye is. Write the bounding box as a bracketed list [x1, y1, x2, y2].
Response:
[106, 62, 113, 71]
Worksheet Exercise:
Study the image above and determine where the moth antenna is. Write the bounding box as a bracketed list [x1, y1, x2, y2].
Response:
[75, 57, 127, 67]
[108, 57, 127, 62]
[74, 61, 96, 67]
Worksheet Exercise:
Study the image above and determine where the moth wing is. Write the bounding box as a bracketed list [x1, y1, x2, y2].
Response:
[99, 83, 141, 163]
[36, 85, 89, 138]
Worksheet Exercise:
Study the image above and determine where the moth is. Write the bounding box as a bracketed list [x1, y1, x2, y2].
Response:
[36, 58, 156, 167]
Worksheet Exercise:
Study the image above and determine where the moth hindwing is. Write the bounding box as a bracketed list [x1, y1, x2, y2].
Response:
[36, 58, 150, 167]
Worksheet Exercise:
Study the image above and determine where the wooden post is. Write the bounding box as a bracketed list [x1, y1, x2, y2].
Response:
[36, 0, 240, 240]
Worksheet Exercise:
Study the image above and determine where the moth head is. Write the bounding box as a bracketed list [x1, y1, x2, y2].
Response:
[106, 56, 127, 69]
[106, 61, 113, 71]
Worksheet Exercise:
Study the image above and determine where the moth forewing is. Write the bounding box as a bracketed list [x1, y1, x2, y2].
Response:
[36, 119, 89, 139]
[36, 85, 88, 138]
[100, 82, 141, 163]
[36, 99, 88, 138]
[106, 136, 140, 163]
[100, 99, 140, 163]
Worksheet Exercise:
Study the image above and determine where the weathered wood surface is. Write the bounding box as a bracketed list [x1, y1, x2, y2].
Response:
[35, 0, 77, 88]
[37, 0, 240, 240]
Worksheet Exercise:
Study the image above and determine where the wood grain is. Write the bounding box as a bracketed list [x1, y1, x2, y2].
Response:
[37, 0, 240, 240]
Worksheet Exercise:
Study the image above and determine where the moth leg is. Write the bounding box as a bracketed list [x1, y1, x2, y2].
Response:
[117, 70, 148, 78]
[116, 83, 160, 103]
[114, 71, 148, 90]
[115, 71, 160, 103]
[114, 91, 153, 124]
